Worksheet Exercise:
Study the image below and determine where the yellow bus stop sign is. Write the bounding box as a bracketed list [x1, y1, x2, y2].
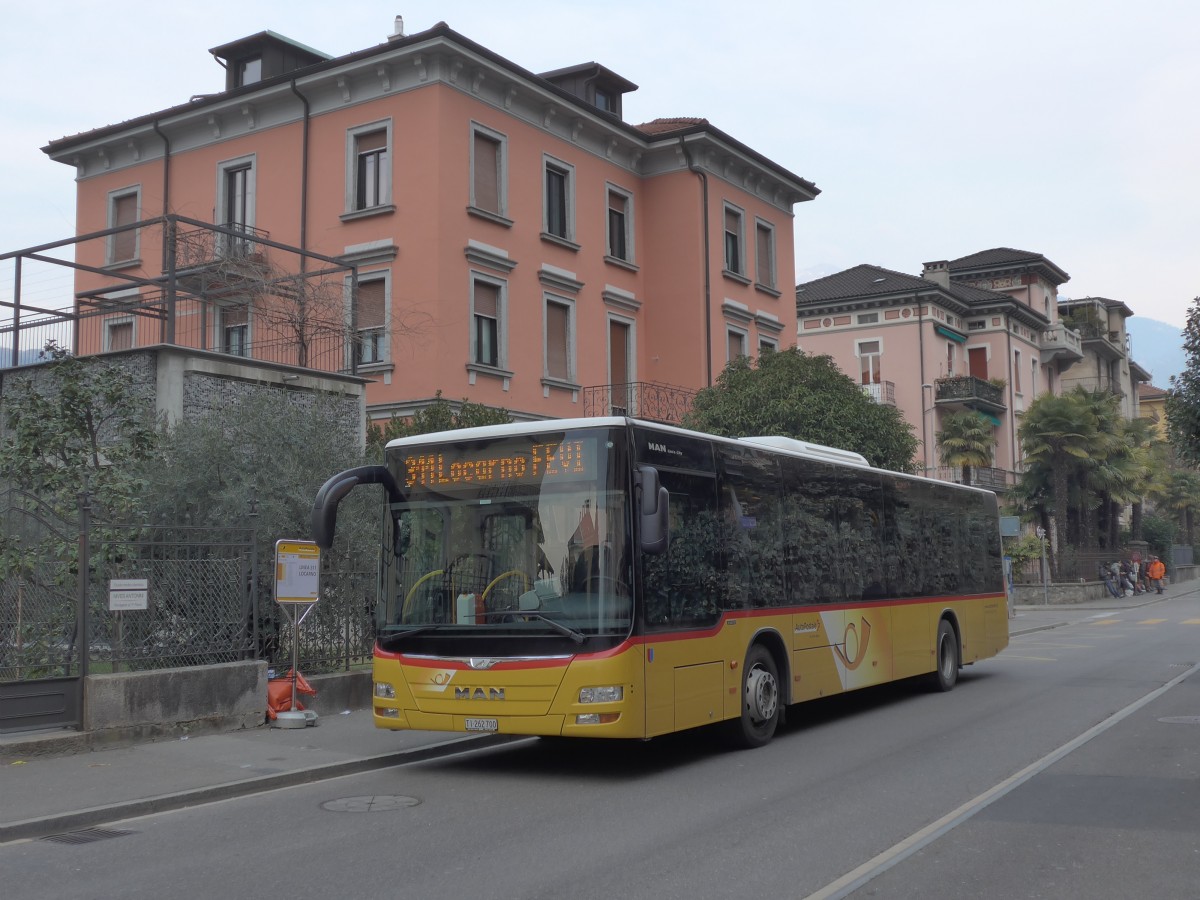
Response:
[275, 540, 321, 604]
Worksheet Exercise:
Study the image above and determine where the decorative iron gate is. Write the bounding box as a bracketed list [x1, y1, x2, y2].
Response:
[0, 489, 83, 732]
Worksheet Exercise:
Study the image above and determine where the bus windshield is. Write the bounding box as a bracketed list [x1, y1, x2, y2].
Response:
[381, 428, 632, 641]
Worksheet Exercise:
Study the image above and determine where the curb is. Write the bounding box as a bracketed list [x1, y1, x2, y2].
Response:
[0, 732, 526, 844]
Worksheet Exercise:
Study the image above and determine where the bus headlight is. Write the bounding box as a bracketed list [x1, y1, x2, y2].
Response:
[579, 686, 623, 703]
[374, 681, 396, 699]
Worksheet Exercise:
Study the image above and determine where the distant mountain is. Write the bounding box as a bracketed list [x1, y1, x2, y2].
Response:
[1126, 318, 1186, 388]
[0, 346, 52, 368]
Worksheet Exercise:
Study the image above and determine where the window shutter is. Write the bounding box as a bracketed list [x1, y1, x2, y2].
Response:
[356, 130, 387, 153]
[474, 134, 499, 213]
[474, 281, 498, 318]
[357, 280, 385, 329]
[546, 302, 569, 380]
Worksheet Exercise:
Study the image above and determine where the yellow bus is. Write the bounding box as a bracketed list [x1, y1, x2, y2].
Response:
[312, 417, 1007, 748]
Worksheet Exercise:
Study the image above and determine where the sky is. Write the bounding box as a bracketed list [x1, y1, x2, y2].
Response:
[3, 0, 1197, 339]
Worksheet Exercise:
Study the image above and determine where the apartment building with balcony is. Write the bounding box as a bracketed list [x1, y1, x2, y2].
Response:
[796, 248, 1081, 489]
[1056, 296, 1151, 419]
[37, 19, 817, 424]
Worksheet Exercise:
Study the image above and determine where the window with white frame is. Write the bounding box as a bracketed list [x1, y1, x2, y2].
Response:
[220, 304, 250, 357]
[858, 339, 882, 384]
[544, 296, 575, 382]
[107, 188, 140, 265]
[1013, 349, 1023, 393]
[758, 336, 777, 356]
[755, 219, 776, 289]
[349, 124, 391, 212]
[727, 327, 748, 362]
[216, 156, 255, 256]
[471, 276, 505, 368]
[470, 125, 506, 218]
[104, 317, 134, 352]
[606, 186, 633, 263]
[946, 341, 956, 376]
[543, 157, 575, 241]
[355, 277, 388, 365]
[723, 205, 745, 276]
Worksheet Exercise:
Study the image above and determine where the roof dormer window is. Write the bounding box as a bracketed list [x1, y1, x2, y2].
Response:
[237, 56, 262, 87]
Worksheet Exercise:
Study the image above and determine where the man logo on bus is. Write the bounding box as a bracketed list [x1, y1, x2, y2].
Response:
[455, 687, 506, 700]
[832, 618, 872, 671]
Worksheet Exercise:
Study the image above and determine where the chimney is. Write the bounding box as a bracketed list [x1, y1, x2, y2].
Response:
[389, 15, 405, 40]
[922, 260, 950, 288]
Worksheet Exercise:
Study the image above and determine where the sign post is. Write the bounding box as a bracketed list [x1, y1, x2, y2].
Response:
[1036, 526, 1049, 606]
[274, 540, 320, 729]
[108, 579, 149, 674]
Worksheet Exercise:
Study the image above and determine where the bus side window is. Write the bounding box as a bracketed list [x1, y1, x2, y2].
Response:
[642, 470, 720, 630]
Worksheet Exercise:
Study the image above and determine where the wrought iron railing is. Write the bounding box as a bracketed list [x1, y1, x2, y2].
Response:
[934, 375, 1005, 409]
[582, 381, 697, 425]
[861, 381, 896, 405]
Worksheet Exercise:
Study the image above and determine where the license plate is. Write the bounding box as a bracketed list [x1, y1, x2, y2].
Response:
[464, 717, 498, 732]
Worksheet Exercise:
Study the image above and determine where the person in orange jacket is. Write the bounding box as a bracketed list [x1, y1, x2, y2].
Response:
[1146, 556, 1167, 595]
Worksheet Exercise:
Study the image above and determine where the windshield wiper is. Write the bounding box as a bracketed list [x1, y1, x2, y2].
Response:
[522, 612, 586, 644]
[381, 625, 448, 642]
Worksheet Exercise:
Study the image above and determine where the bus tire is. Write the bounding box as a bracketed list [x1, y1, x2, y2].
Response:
[930, 619, 959, 692]
[726, 644, 780, 749]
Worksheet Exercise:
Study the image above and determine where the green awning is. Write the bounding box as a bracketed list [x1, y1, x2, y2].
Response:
[935, 325, 967, 343]
[981, 412, 1001, 427]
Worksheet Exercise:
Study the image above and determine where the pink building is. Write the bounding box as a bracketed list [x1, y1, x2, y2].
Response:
[40, 21, 818, 424]
[796, 248, 1084, 487]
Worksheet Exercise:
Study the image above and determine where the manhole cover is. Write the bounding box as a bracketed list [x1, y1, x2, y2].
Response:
[1158, 716, 1200, 725]
[321, 795, 421, 813]
[41, 827, 134, 845]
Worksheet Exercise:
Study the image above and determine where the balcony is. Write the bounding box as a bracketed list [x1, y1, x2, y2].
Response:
[1070, 321, 1125, 361]
[1039, 322, 1084, 366]
[934, 375, 1006, 414]
[861, 381, 896, 405]
[928, 465, 1018, 492]
[582, 381, 697, 425]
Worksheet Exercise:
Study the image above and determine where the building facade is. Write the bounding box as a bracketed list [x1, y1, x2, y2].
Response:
[1057, 296, 1151, 420]
[41, 21, 817, 424]
[795, 248, 1084, 487]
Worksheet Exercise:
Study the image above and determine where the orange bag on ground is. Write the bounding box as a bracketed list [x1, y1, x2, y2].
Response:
[267, 669, 317, 720]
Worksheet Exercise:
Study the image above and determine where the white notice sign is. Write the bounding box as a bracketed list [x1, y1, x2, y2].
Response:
[275, 540, 321, 604]
[109, 578, 149, 611]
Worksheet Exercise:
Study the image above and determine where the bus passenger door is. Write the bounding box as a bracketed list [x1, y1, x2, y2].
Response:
[838, 607, 892, 690]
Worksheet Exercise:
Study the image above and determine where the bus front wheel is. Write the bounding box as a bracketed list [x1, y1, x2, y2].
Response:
[930, 619, 959, 692]
[727, 644, 780, 749]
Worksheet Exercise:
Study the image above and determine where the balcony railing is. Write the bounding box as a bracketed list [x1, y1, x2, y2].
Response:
[861, 381, 896, 405]
[927, 465, 1018, 491]
[582, 381, 697, 425]
[934, 375, 1006, 412]
[1039, 322, 1083, 365]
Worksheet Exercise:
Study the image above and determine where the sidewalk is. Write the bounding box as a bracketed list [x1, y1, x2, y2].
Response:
[2, 578, 1194, 844]
[0, 708, 519, 842]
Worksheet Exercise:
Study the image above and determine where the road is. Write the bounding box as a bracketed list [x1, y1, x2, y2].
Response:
[4, 594, 1199, 899]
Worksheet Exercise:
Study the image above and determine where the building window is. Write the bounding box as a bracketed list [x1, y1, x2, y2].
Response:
[356, 278, 387, 365]
[594, 87, 614, 112]
[857, 312, 879, 325]
[236, 56, 262, 87]
[107, 189, 140, 265]
[104, 317, 134, 352]
[1014, 350, 1023, 394]
[544, 157, 575, 241]
[606, 186, 633, 263]
[755, 220, 776, 289]
[758, 337, 777, 356]
[471, 277, 505, 368]
[350, 126, 390, 212]
[727, 328, 748, 362]
[967, 319, 986, 331]
[724, 205, 745, 276]
[1031, 358, 1038, 396]
[858, 339, 882, 384]
[470, 126, 506, 218]
[946, 341, 956, 376]
[221, 305, 250, 357]
[216, 155, 255, 255]
[545, 297, 575, 382]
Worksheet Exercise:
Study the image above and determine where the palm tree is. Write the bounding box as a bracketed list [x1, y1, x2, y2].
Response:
[936, 411, 995, 486]
[1019, 391, 1099, 579]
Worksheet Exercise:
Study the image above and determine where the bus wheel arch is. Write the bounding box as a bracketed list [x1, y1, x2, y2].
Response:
[726, 633, 787, 749]
[930, 615, 960, 692]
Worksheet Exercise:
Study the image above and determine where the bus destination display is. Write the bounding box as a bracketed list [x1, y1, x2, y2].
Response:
[401, 438, 593, 489]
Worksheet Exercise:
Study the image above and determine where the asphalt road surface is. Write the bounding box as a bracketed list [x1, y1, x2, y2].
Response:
[5, 594, 1199, 899]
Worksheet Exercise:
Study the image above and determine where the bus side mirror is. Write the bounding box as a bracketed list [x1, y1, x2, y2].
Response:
[311, 465, 403, 550]
[637, 465, 669, 555]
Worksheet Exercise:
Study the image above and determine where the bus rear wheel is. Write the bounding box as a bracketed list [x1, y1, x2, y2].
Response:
[930, 619, 959, 692]
[726, 644, 780, 749]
